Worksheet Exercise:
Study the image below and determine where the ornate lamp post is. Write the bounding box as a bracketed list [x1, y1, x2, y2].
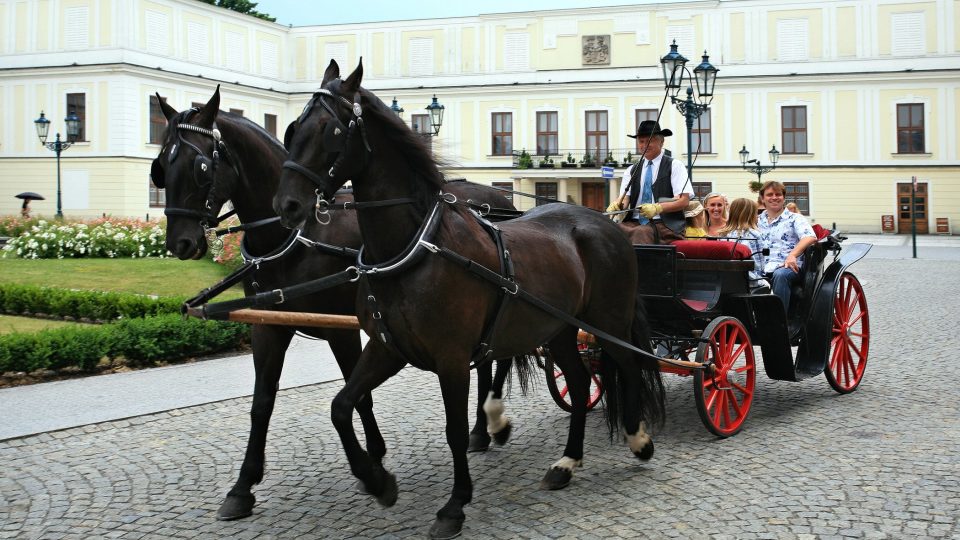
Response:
[425, 94, 444, 136]
[34, 110, 81, 219]
[739, 144, 780, 183]
[659, 41, 718, 182]
[389, 97, 404, 118]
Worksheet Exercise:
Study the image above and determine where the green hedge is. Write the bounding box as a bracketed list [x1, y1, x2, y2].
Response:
[0, 283, 184, 321]
[0, 314, 250, 373]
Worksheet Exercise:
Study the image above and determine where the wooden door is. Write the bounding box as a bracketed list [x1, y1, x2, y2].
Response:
[581, 183, 606, 211]
[897, 182, 928, 234]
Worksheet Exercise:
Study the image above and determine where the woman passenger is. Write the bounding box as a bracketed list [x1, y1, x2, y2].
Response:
[719, 197, 767, 288]
[703, 192, 728, 237]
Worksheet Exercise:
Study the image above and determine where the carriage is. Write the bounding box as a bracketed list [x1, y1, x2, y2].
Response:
[542, 226, 871, 437]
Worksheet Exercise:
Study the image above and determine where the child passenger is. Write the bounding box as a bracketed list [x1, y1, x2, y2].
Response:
[719, 197, 767, 288]
[684, 200, 707, 239]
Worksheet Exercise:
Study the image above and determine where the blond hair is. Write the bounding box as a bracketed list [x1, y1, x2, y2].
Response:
[718, 198, 759, 236]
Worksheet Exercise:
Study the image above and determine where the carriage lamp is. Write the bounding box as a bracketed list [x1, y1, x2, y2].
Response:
[425, 95, 444, 136]
[659, 42, 719, 183]
[740, 144, 779, 183]
[390, 97, 404, 118]
[33, 109, 81, 219]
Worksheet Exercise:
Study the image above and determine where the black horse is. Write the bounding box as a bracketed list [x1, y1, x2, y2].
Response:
[151, 87, 524, 522]
[273, 60, 666, 539]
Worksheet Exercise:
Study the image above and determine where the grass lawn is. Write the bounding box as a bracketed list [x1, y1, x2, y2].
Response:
[0, 315, 80, 335]
[0, 258, 244, 299]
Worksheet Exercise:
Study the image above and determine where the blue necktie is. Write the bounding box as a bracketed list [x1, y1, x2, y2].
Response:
[638, 161, 654, 225]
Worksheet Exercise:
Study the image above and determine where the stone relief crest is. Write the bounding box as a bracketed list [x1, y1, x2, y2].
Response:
[582, 35, 610, 65]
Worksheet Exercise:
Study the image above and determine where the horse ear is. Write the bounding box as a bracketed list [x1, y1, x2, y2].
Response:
[157, 93, 178, 121]
[322, 59, 340, 85]
[196, 85, 221, 127]
[283, 121, 297, 151]
[342, 58, 364, 94]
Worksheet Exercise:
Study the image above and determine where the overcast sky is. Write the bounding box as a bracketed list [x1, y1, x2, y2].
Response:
[252, 0, 682, 26]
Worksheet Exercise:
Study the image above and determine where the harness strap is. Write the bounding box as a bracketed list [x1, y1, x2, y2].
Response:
[472, 215, 515, 367]
[182, 263, 258, 311]
[282, 160, 328, 187]
[345, 198, 418, 209]
[432, 246, 704, 371]
[296, 236, 360, 259]
[216, 215, 280, 237]
[188, 267, 359, 319]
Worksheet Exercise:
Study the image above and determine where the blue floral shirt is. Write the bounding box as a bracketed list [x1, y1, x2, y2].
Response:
[757, 210, 816, 273]
[723, 229, 765, 281]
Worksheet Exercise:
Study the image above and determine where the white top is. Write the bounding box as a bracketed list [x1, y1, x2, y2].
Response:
[618, 150, 693, 221]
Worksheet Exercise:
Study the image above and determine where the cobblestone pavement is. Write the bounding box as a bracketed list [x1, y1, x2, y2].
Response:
[2, 257, 959, 539]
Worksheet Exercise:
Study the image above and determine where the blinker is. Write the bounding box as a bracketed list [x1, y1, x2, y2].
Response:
[150, 158, 165, 188]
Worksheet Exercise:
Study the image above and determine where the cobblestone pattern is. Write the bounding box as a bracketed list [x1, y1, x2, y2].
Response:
[2, 258, 959, 539]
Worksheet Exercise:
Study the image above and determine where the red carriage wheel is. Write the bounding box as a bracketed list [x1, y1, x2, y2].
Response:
[540, 346, 603, 413]
[825, 272, 870, 394]
[693, 316, 756, 438]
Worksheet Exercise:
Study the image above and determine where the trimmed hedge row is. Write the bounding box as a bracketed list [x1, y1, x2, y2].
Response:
[0, 283, 184, 321]
[0, 314, 250, 373]
[0, 284, 250, 373]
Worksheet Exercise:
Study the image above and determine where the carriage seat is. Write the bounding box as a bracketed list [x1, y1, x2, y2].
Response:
[672, 240, 752, 261]
[668, 240, 755, 311]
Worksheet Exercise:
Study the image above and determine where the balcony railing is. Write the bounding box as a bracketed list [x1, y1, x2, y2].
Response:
[511, 148, 640, 169]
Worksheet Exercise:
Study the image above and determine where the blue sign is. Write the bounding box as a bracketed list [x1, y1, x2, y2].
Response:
[601, 166, 615, 179]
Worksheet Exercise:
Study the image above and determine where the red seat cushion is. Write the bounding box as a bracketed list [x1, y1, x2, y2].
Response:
[672, 239, 752, 260]
[812, 224, 830, 240]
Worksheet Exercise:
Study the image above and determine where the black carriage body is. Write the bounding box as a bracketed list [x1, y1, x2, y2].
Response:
[635, 237, 871, 382]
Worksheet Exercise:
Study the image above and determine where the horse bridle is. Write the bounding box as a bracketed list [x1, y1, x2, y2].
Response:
[157, 109, 241, 229]
[282, 86, 372, 224]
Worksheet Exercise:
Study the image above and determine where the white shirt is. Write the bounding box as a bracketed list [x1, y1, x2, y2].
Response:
[617, 150, 693, 220]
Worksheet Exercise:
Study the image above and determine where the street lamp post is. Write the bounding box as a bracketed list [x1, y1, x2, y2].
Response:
[739, 144, 781, 183]
[425, 95, 445, 136]
[34, 110, 80, 219]
[389, 97, 404, 118]
[659, 41, 718, 183]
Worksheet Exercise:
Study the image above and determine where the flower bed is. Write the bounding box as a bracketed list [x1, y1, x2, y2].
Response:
[2, 218, 166, 259]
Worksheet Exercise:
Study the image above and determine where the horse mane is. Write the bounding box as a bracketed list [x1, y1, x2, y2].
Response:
[358, 87, 445, 191]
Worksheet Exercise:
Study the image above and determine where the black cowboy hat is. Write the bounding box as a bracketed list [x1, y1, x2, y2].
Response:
[628, 120, 673, 139]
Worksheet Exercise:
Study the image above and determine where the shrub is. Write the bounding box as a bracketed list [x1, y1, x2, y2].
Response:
[0, 284, 184, 321]
[0, 315, 249, 373]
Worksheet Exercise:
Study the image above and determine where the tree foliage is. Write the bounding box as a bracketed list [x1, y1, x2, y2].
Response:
[196, 0, 276, 22]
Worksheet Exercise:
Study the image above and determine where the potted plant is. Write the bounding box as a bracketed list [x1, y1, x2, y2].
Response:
[562, 152, 577, 168]
[623, 152, 634, 166]
[517, 149, 533, 169]
[603, 152, 617, 167]
[539, 155, 555, 168]
[748, 180, 764, 193]
[580, 153, 596, 168]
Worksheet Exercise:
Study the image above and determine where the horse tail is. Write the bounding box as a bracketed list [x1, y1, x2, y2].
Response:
[511, 354, 536, 395]
[630, 298, 666, 430]
[597, 298, 665, 440]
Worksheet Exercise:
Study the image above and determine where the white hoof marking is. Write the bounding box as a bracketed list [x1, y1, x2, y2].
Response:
[483, 391, 509, 434]
[627, 423, 652, 454]
[550, 456, 582, 471]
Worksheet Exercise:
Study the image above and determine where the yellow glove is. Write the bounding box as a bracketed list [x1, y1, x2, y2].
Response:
[605, 201, 622, 214]
[638, 203, 662, 219]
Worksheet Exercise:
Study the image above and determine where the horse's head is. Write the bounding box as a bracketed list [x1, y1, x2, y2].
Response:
[151, 86, 235, 259]
[274, 59, 368, 229]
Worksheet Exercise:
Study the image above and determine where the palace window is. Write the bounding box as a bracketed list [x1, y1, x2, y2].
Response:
[896, 104, 924, 154]
[782, 106, 807, 154]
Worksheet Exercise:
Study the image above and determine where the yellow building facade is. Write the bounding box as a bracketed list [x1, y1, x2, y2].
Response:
[1, 0, 956, 233]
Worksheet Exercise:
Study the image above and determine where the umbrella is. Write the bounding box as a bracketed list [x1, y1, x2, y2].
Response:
[15, 192, 45, 201]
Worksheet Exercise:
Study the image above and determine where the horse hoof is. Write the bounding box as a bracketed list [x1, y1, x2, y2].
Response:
[491, 421, 512, 446]
[539, 467, 572, 490]
[467, 432, 490, 453]
[374, 471, 398, 507]
[634, 439, 655, 461]
[428, 516, 465, 539]
[216, 493, 255, 521]
[355, 479, 370, 495]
